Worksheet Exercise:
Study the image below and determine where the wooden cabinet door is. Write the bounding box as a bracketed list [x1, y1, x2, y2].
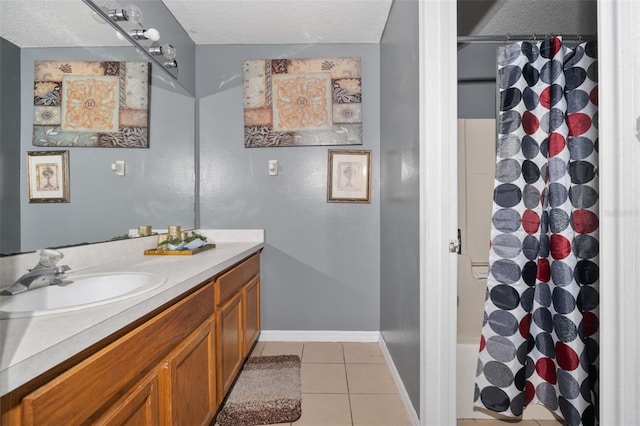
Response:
[244, 276, 260, 356]
[216, 290, 244, 400]
[160, 318, 216, 426]
[94, 370, 160, 426]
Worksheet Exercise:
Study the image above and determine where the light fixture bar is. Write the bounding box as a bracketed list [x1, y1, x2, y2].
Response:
[82, 0, 179, 75]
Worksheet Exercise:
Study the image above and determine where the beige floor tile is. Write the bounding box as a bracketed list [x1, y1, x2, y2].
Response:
[346, 363, 398, 394]
[292, 394, 352, 426]
[302, 342, 344, 363]
[301, 363, 348, 394]
[536, 421, 567, 426]
[472, 420, 538, 425]
[261, 341, 304, 357]
[343, 342, 385, 363]
[350, 393, 411, 426]
[457, 420, 477, 426]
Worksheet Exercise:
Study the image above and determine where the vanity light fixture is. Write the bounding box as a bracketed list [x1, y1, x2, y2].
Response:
[149, 42, 178, 69]
[83, 0, 180, 75]
[130, 28, 160, 41]
[163, 59, 178, 69]
[107, 4, 143, 24]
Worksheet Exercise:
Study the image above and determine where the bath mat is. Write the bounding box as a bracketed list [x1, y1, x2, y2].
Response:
[215, 355, 302, 426]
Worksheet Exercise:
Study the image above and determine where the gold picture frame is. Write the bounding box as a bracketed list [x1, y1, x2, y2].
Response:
[27, 150, 70, 203]
[327, 150, 372, 203]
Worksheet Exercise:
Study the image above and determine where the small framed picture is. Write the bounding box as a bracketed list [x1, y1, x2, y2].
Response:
[27, 150, 70, 203]
[327, 150, 372, 203]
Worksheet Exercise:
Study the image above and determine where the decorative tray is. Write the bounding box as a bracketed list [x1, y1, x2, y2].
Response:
[144, 243, 216, 256]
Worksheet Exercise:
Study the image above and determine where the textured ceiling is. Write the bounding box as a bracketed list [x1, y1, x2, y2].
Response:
[0, 0, 393, 47]
[0, 0, 597, 48]
[164, 0, 394, 45]
[0, 1, 130, 47]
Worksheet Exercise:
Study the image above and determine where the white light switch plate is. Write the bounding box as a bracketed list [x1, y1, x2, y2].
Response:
[268, 160, 278, 176]
[111, 160, 126, 176]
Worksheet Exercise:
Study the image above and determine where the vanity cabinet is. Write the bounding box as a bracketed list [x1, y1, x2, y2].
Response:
[0, 251, 261, 426]
[214, 252, 261, 399]
[15, 283, 214, 426]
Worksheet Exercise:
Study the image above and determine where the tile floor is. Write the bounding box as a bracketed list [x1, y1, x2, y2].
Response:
[249, 341, 413, 426]
[246, 341, 567, 426]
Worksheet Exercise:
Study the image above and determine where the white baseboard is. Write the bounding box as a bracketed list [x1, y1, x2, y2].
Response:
[378, 336, 421, 426]
[258, 330, 380, 342]
[258, 330, 420, 425]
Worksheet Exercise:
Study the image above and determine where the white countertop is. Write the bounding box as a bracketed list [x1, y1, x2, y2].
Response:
[0, 229, 264, 397]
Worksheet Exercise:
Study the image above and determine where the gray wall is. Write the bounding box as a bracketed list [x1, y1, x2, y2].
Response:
[458, 43, 499, 119]
[197, 44, 381, 331]
[379, 0, 421, 414]
[0, 38, 22, 254]
[15, 47, 195, 252]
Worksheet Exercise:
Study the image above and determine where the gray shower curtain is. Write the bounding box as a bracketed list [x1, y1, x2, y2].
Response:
[474, 37, 599, 426]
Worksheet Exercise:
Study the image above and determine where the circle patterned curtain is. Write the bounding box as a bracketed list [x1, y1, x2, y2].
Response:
[474, 38, 599, 426]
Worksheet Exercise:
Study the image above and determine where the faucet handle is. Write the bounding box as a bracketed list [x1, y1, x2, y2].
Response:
[56, 265, 71, 274]
[37, 249, 64, 267]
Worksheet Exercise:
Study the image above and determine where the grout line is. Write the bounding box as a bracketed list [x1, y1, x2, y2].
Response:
[343, 344, 355, 426]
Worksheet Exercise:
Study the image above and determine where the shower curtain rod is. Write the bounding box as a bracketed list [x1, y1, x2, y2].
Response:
[457, 34, 596, 44]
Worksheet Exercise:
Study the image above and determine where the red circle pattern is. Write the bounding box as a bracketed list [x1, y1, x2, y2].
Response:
[535, 357, 557, 384]
[572, 210, 599, 234]
[476, 38, 599, 422]
[548, 133, 566, 157]
[522, 210, 541, 234]
[556, 342, 580, 371]
[550, 234, 572, 260]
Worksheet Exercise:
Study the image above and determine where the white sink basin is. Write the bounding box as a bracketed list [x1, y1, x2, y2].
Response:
[0, 272, 167, 318]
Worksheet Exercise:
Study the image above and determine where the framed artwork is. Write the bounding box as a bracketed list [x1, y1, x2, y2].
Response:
[33, 60, 150, 148]
[27, 151, 70, 203]
[327, 150, 371, 203]
[243, 56, 362, 147]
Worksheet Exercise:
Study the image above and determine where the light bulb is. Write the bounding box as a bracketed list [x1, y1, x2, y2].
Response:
[149, 43, 177, 60]
[161, 44, 176, 60]
[129, 28, 160, 41]
[122, 4, 143, 24]
[144, 28, 160, 41]
[108, 4, 143, 24]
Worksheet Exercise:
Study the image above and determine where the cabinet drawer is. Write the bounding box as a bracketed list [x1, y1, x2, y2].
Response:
[21, 283, 214, 426]
[214, 253, 260, 306]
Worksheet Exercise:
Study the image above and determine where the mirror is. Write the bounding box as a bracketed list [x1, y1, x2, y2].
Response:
[0, 0, 196, 255]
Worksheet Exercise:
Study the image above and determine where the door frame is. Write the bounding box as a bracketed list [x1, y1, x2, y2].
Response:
[419, 0, 637, 424]
[419, 0, 458, 424]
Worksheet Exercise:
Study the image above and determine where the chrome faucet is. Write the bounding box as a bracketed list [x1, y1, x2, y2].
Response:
[1, 249, 70, 296]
